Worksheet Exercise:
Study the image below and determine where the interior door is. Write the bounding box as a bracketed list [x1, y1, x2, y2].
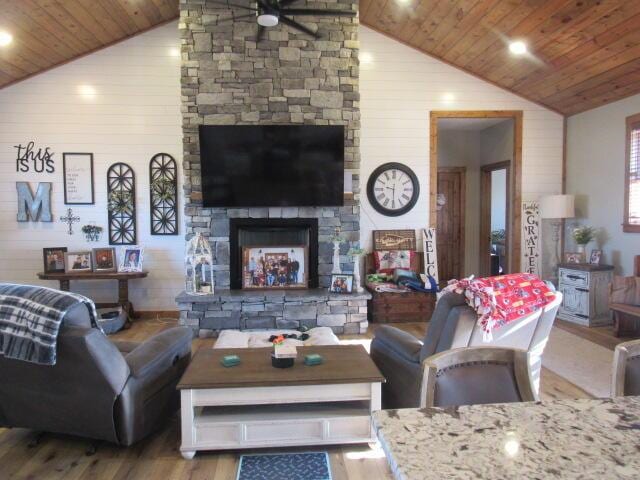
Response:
[436, 167, 465, 282]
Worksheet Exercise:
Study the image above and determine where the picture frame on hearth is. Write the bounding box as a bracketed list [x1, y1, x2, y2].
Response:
[329, 274, 353, 294]
[241, 246, 308, 289]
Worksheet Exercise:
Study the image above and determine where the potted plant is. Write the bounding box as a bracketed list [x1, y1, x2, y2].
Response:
[81, 224, 103, 242]
[572, 225, 597, 260]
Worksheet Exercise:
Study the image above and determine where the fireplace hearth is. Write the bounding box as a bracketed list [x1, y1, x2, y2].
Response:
[230, 218, 319, 290]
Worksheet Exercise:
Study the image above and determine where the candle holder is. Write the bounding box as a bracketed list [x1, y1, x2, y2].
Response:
[185, 233, 214, 295]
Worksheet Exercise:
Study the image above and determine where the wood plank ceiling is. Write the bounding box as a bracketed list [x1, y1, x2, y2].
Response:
[360, 0, 640, 116]
[0, 0, 178, 89]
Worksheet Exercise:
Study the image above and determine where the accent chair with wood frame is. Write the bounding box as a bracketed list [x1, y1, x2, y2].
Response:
[422, 347, 537, 408]
[612, 339, 640, 397]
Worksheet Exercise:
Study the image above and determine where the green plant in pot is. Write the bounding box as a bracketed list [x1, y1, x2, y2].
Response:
[108, 190, 133, 215]
[572, 225, 597, 260]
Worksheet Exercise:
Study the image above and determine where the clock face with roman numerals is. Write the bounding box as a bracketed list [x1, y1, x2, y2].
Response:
[366, 163, 420, 217]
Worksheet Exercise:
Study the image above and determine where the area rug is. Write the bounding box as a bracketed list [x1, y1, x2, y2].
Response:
[542, 326, 614, 398]
[237, 452, 332, 480]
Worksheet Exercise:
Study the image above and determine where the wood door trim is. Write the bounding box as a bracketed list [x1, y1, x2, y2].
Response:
[437, 167, 466, 280]
[430, 110, 523, 274]
[480, 161, 511, 276]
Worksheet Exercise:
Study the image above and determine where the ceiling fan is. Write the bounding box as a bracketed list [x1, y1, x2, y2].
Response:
[210, 0, 357, 41]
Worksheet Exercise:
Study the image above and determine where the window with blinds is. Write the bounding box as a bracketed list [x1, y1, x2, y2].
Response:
[625, 113, 640, 233]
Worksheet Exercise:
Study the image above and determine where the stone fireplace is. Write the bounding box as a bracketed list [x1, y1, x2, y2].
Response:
[177, 0, 368, 336]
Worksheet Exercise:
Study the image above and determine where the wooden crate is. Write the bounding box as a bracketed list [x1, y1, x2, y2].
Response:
[364, 252, 436, 323]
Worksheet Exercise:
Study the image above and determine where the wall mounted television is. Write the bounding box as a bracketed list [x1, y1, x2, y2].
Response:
[199, 125, 345, 207]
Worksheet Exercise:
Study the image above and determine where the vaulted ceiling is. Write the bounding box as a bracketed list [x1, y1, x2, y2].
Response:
[1, 1, 640, 116]
[0, 0, 178, 88]
[361, 0, 640, 116]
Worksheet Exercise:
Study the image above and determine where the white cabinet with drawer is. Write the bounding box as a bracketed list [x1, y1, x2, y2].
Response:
[557, 264, 614, 327]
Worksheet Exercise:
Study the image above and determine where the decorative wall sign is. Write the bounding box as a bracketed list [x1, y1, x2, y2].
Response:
[422, 228, 439, 283]
[521, 201, 541, 276]
[149, 153, 178, 235]
[107, 162, 136, 245]
[15, 142, 55, 173]
[373, 229, 417, 251]
[63, 153, 94, 204]
[60, 208, 80, 235]
[16, 182, 52, 222]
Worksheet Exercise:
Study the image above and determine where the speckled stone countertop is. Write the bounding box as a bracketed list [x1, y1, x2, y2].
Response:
[373, 397, 640, 479]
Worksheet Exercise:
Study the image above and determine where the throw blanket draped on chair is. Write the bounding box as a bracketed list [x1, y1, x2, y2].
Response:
[443, 273, 556, 340]
[0, 283, 100, 365]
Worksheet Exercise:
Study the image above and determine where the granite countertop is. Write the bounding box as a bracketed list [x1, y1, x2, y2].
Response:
[373, 397, 640, 479]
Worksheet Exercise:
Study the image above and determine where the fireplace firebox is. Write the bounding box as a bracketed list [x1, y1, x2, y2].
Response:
[229, 218, 319, 290]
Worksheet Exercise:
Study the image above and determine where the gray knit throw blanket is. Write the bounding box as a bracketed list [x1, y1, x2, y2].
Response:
[0, 283, 100, 365]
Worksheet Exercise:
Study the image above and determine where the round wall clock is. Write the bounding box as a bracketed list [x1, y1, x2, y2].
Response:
[366, 162, 420, 217]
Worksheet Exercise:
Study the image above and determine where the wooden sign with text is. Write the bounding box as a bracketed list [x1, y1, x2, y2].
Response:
[521, 201, 541, 276]
[422, 228, 439, 284]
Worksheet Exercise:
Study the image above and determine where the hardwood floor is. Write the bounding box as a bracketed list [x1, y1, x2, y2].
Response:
[0, 318, 593, 480]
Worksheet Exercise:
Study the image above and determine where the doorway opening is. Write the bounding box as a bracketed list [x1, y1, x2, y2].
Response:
[431, 111, 523, 282]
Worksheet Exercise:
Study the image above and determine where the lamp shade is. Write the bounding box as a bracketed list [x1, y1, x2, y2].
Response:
[540, 194, 575, 219]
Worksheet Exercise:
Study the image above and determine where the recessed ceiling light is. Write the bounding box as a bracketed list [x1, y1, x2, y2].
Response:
[0, 31, 13, 47]
[509, 41, 527, 55]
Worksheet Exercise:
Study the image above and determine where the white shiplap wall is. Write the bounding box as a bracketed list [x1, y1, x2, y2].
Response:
[0, 23, 565, 309]
[359, 27, 564, 271]
[0, 23, 183, 310]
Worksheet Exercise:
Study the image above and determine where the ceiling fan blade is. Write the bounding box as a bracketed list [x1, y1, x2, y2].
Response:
[207, 0, 258, 11]
[280, 16, 320, 38]
[279, 0, 300, 6]
[280, 8, 357, 17]
[216, 13, 257, 24]
[256, 25, 266, 42]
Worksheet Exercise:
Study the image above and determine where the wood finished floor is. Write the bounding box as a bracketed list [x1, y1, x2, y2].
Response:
[0, 318, 596, 480]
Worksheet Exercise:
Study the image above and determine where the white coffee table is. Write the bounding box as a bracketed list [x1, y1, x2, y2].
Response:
[177, 345, 384, 459]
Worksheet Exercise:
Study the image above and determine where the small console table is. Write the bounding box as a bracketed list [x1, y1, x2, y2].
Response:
[37, 271, 148, 320]
[557, 263, 613, 327]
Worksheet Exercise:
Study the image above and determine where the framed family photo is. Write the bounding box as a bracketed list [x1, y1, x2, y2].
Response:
[564, 252, 582, 264]
[329, 274, 353, 294]
[589, 249, 602, 265]
[43, 247, 67, 274]
[92, 247, 117, 272]
[119, 246, 144, 272]
[241, 246, 307, 289]
[64, 251, 92, 273]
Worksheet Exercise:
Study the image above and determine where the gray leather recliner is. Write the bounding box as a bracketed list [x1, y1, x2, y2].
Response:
[370, 291, 562, 409]
[0, 302, 192, 446]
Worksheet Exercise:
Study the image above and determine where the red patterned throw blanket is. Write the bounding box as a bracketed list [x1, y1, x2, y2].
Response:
[443, 273, 556, 340]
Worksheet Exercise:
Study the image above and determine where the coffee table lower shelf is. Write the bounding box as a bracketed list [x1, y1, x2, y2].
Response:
[180, 382, 381, 458]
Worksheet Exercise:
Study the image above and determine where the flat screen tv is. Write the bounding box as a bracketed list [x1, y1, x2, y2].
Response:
[199, 125, 344, 207]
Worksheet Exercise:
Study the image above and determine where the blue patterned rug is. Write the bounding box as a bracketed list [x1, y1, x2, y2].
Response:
[236, 452, 332, 480]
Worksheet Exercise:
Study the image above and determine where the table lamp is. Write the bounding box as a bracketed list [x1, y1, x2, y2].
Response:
[540, 194, 575, 284]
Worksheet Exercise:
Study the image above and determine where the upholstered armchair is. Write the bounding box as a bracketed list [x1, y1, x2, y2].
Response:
[422, 347, 537, 408]
[612, 339, 640, 397]
[0, 302, 192, 446]
[370, 291, 562, 409]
